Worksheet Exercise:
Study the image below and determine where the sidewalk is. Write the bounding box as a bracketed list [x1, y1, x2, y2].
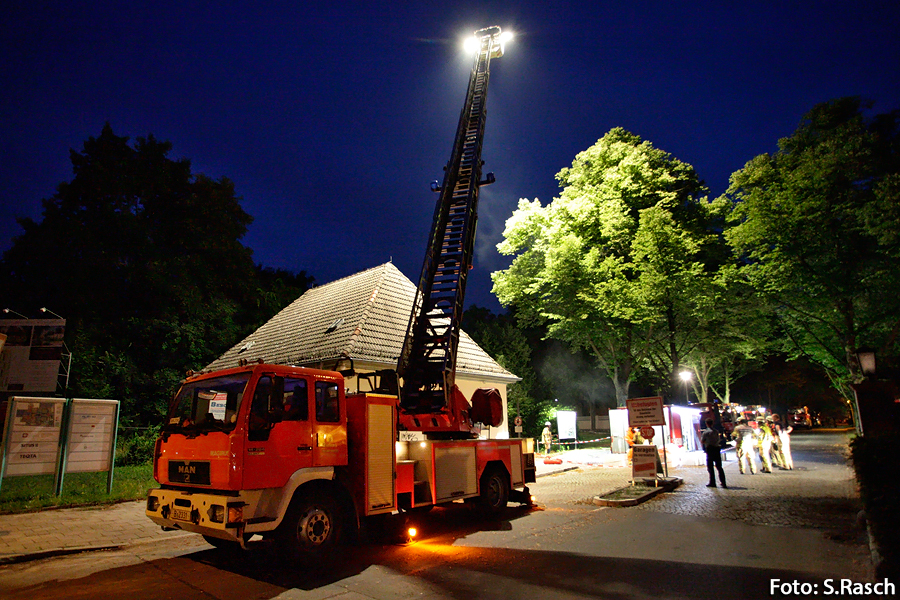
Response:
[0, 446, 730, 565]
[0, 500, 192, 564]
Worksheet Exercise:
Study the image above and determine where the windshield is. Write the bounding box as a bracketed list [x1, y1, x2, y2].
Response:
[165, 372, 251, 434]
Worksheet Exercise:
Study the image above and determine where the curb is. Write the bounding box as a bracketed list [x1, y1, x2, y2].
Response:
[536, 466, 580, 478]
[0, 544, 123, 566]
[592, 477, 683, 507]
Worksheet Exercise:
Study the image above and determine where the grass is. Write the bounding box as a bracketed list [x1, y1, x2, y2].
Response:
[0, 464, 157, 514]
[599, 480, 660, 500]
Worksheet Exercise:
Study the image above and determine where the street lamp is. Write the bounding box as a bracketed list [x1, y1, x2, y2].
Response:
[679, 370, 692, 404]
[854, 347, 877, 378]
[2, 308, 29, 319]
[40, 307, 65, 320]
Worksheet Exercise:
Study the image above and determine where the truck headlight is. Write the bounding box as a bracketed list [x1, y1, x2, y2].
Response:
[146, 495, 160, 512]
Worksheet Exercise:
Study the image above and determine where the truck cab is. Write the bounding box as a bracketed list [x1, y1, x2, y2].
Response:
[146, 364, 350, 546]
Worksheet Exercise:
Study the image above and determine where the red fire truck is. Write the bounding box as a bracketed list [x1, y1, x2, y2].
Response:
[145, 26, 535, 560]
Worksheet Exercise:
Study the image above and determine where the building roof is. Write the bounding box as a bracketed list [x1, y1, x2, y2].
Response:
[206, 263, 518, 382]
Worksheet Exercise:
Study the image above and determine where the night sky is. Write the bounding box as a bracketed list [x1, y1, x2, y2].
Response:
[3, 2, 898, 311]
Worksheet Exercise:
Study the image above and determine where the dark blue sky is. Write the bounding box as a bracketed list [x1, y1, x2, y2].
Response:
[2, 2, 898, 311]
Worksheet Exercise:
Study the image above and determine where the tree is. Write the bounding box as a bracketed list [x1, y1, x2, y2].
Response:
[492, 128, 713, 405]
[0, 124, 313, 423]
[723, 98, 900, 395]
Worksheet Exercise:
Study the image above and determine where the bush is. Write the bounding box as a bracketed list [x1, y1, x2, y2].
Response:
[116, 425, 160, 466]
[850, 433, 900, 579]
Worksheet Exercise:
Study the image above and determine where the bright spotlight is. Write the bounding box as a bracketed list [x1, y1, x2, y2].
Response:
[464, 36, 479, 54]
[408, 527, 418, 539]
[500, 31, 513, 43]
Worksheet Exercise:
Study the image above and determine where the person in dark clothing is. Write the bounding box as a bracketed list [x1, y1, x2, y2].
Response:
[701, 418, 727, 488]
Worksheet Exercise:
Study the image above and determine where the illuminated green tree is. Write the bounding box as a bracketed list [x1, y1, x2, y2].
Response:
[492, 128, 716, 405]
[723, 97, 900, 393]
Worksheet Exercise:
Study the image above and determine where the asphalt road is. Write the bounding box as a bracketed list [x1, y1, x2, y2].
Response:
[0, 430, 876, 600]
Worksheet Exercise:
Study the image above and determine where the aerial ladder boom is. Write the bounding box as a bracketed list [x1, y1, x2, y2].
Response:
[397, 27, 506, 431]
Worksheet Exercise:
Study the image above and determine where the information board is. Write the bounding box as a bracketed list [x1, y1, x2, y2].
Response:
[0, 319, 66, 393]
[626, 396, 665, 427]
[556, 410, 577, 440]
[2, 397, 65, 476]
[64, 399, 118, 473]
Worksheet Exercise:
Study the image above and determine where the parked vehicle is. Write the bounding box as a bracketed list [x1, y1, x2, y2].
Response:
[788, 406, 813, 429]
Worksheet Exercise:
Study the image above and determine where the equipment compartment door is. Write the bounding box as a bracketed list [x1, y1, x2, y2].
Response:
[433, 444, 477, 501]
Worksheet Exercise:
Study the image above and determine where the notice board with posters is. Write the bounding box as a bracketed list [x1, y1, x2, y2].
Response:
[1, 397, 66, 477]
[63, 399, 119, 473]
[1, 397, 120, 494]
[0, 318, 66, 393]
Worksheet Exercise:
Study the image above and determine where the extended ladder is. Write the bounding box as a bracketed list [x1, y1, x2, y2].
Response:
[398, 27, 505, 414]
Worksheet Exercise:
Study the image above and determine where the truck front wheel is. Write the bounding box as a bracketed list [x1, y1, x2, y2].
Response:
[277, 488, 340, 561]
[480, 466, 509, 515]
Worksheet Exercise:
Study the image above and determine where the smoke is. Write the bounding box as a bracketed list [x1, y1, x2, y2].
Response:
[537, 341, 616, 410]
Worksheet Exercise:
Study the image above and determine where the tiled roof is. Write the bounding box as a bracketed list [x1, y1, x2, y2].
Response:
[206, 263, 518, 381]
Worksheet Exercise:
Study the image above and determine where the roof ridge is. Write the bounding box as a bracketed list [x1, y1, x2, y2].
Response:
[308, 262, 389, 292]
[344, 263, 390, 357]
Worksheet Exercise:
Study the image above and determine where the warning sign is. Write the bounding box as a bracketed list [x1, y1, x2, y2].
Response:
[626, 397, 665, 427]
[632, 445, 658, 479]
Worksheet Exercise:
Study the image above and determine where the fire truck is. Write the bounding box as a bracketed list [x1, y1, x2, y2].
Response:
[145, 26, 536, 560]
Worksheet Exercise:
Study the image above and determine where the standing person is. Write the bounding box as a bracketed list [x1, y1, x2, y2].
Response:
[733, 417, 758, 474]
[701, 418, 727, 488]
[768, 416, 785, 468]
[773, 414, 794, 469]
[541, 421, 553, 455]
[757, 418, 774, 473]
[625, 426, 644, 463]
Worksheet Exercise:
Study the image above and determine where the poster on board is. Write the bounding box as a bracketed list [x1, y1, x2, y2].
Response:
[0, 319, 65, 393]
[2, 397, 66, 476]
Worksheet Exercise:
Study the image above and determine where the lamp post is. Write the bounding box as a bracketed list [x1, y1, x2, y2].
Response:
[679, 370, 692, 404]
[39, 307, 72, 391]
[2, 308, 29, 319]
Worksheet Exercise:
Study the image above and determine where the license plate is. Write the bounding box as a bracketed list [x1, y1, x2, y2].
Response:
[172, 508, 191, 522]
[168, 461, 211, 485]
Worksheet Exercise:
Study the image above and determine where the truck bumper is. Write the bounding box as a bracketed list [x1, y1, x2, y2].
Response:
[145, 488, 254, 544]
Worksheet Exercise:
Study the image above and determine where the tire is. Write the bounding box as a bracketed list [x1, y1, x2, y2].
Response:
[479, 466, 510, 515]
[277, 488, 341, 561]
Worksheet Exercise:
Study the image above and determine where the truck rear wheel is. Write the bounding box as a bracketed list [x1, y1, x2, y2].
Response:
[480, 466, 509, 515]
[277, 488, 340, 561]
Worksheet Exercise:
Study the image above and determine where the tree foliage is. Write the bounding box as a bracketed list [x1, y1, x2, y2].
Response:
[0, 125, 313, 423]
[492, 128, 717, 405]
[723, 98, 900, 394]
